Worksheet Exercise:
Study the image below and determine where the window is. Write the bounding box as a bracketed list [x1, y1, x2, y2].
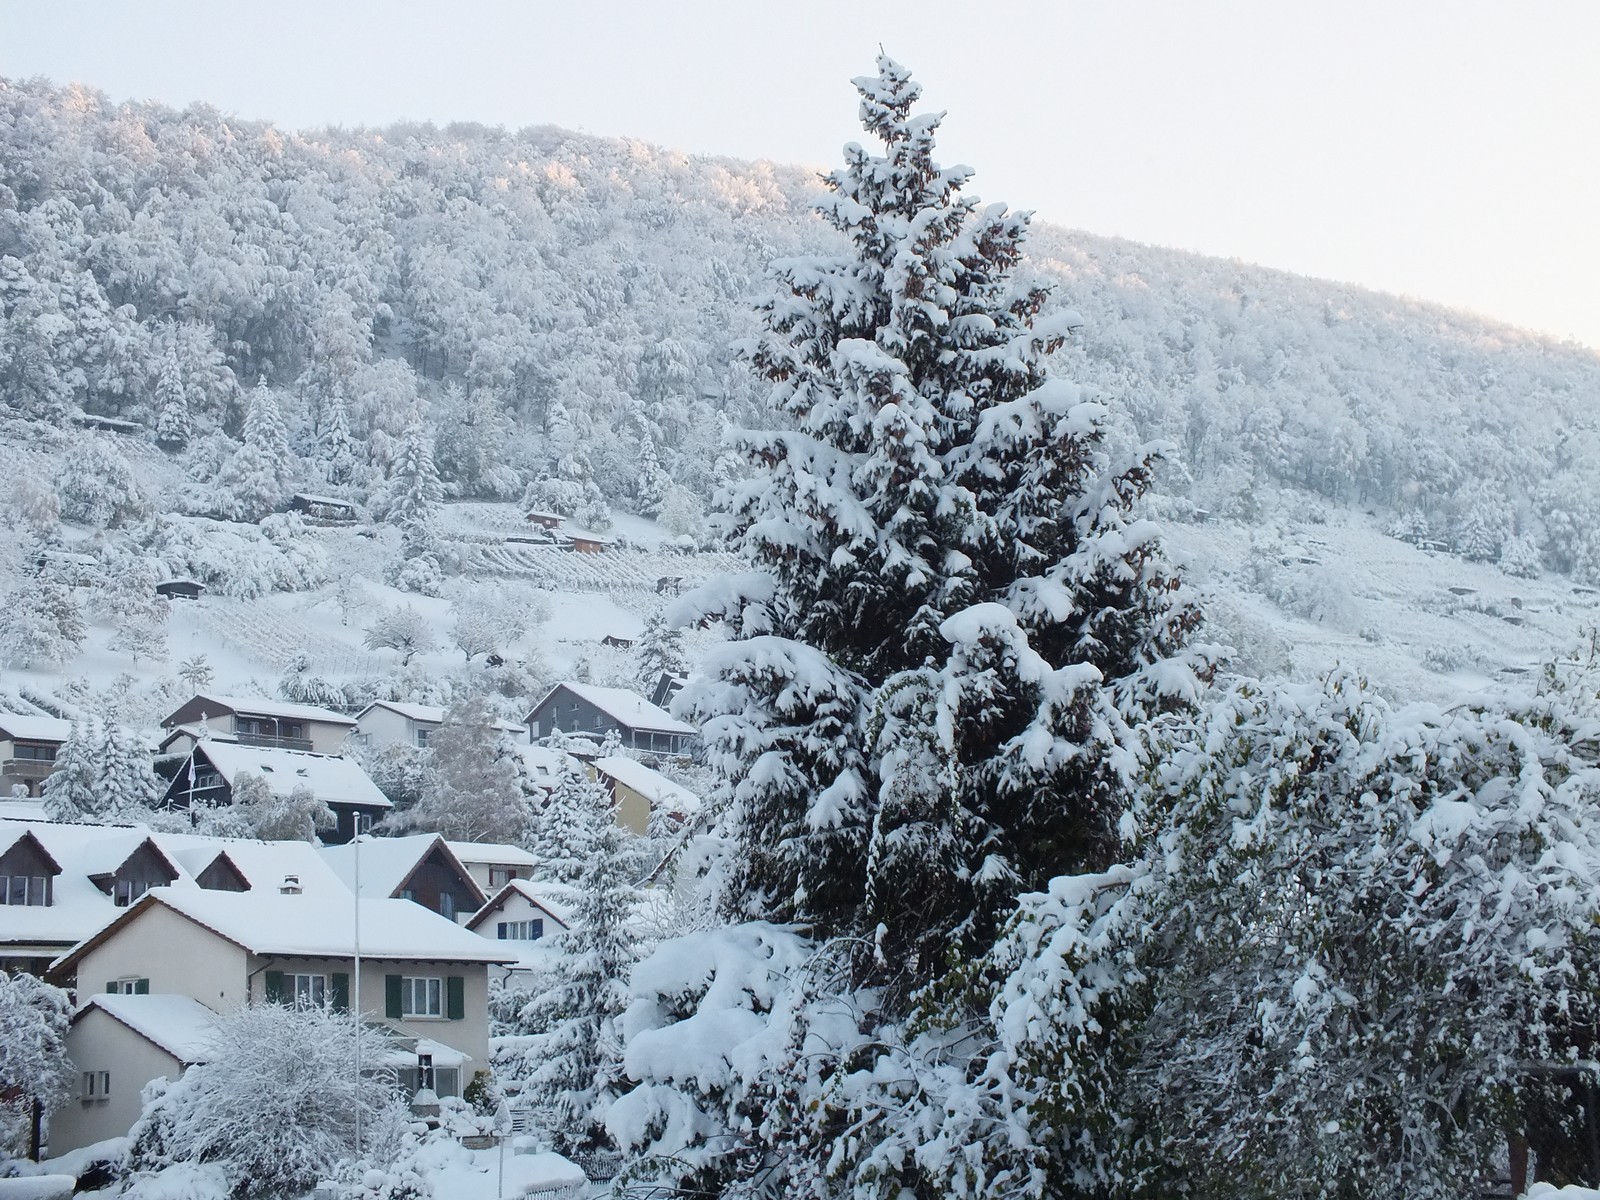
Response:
[108, 978, 149, 995]
[81, 1071, 110, 1100]
[113, 878, 151, 907]
[0, 874, 48, 906]
[292, 973, 328, 1008]
[439, 892, 455, 921]
[414, 728, 430, 748]
[401, 976, 442, 1018]
[487, 867, 518, 889]
[496, 919, 544, 941]
[13, 744, 55, 761]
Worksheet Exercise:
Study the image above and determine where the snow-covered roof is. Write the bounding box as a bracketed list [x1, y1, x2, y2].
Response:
[0, 713, 74, 743]
[319, 833, 480, 902]
[444, 840, 540, 870]
[356, 700, 522, 734]
[0, 822, 366, 956]
[529, 682, 695, 736]
[292, 492, 357, 509]
[468, 878, 578, 932]
[191, 743, 391, 809]
[593, 755, 700, 814]
[513, 745, 570, 787]
[158, 724, 239, 751]
[165, 693, 358, 727]
[82, 993, 218, 1063]
[54, 889, 518, 971]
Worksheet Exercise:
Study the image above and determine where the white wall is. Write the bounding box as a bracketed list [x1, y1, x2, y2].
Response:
[52, 1009, 185, 1154]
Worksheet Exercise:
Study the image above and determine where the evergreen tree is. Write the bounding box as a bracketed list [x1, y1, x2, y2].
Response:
[633, 434, 670, 517]
[94, 719, 162, 819]
[1501, 529, 1543, 578]
[525, 759, 609, 888]
[315, 385, 360, 487]
[502, 774, 635, 1153]
[154, 337, 192, 451]
[386, 411, 443, 551]
[632, 614, 686, 688]
[214, 381, 293, 521]
[408, 695, 526, 842]
[678, 55, 1211, 988]
[41, 722, 102, 823]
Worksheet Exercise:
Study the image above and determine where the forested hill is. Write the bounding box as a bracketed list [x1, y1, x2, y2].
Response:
[3, 75, 1599, 578]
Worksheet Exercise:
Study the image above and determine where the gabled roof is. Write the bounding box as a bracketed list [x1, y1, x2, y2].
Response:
[157, 724, 239, 753]
[513, 745, 570, 788]
[162, 693, 358, 729]
[154, 832, 348, 899]
[356, 701, 523, 734]
[444, 840, 540, 870]
[81, 833, 182, 886]
[0, 828, 63, 875]
[592, 755, 701, 814]
[526, 682, 695, 736]
[182, 743, 392, 809]
[0, 713, 74, 743]
[79, 994, 218, 1063]
[52, 889, 518, 975]
[319, 834, 485, 909]
[466, 878, 578, 933]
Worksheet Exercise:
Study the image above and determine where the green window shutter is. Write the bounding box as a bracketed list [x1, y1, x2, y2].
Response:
[106, 981, 118, 993]
[385, 974, 403, 1019]
[446, 975, 464, 1021]
[331, 972, 350, 1013]
[263, 970, 285, 1004]
[134, 978, 150, 995]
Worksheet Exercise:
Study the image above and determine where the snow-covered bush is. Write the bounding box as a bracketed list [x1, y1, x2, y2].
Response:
[126, 1004, 396, 1200]
[55, 435, 147, 527]
[0, 580, 85, 667]
[131, 514, 329, 598]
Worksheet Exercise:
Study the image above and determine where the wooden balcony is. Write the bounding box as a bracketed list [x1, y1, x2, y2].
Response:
[2, 758, 54, 782]
[234, 732, 314, 752]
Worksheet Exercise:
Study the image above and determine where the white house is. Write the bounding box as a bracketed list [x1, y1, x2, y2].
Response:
[353, 700, 526, 751]
[0, 713, 73, 799]
[464, 879, 576, 986]
[48, 887, 517, 1152]
[445, 840, 541, 894]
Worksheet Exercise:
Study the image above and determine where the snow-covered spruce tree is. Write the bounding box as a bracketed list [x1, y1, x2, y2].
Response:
[95, 719, 162, 819]
[501, 775, 636, 1154]
[154, 337, 192, 451]
[213, 381, 294, 522]
[633, 614, 686, 689]
[383, 411, 445, 592]
[0, 971, 72, 1161]
[407, 695, 526, 842]
[524, 758, 610, 889]
[674, 54, 1211, 987]
[316, 385, 360, 487]
[41, 721, 103, 823]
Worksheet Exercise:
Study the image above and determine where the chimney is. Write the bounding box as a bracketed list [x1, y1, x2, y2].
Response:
[280, 874, 302, 895]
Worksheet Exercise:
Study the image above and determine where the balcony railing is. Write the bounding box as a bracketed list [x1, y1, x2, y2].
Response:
[234, 732, 314, 752]
[2, 758, 54, 781]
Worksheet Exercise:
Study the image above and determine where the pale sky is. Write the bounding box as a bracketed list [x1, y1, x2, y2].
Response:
[3, 0, 1597, 350]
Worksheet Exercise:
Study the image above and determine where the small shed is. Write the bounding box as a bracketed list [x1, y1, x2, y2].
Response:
[655, 576, 683, 595]
[600, 634, 635, 650]
[564, 531, 615, 555]
[155, 579, 206, 601]
[525, 510, 564, 530]
[290, 493, 358, 522]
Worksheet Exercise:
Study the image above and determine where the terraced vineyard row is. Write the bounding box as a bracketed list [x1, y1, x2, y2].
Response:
[464, 542, 742, 593]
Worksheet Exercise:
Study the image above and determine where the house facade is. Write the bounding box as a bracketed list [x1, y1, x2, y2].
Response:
[465, 879, 575, 987]
[48, 888, 514, 1152]
[161, 694, 357, 756]
[525, 682, 696, 759]
[0, 714, 73, 799]
[161, 742, 392, 844]
[353, 701, 526, 752]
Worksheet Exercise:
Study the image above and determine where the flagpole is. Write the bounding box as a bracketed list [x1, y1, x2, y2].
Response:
[353, 814, 364, 1160]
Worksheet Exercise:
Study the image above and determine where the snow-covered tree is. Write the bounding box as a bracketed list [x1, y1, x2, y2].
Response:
[233, 773, 334, 842]
[632, 614, 685, 689]
[633, 434, 670, 517]
[94, 718, 162, 819]
[677, 54, 1210, 983]
[316, 385, 360, 487]
[41, 721, 103, 823]
[154, 337, 192, 450]
[0, 580, 85, 667]
[98, 556, 169, 663]
[449, 592, 522, 662]
[0, 971, 72, 1161]
[525, 758, 611, 888]
[363, 605, 435, 664]
[501, 772, 636, 1153]
[384, 412, 442, 551]
[11, 476, 60, 534]
[126, 1002, 396, 1200]
[1501, 529, 1543, 579]
[179, 653, 215, 689]
[56, 434, 146, 527]
[212, 381, 295, 521]
[406, 695, 525, 842]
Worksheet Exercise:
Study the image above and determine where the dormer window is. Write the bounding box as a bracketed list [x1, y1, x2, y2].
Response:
[0, 832, 59, 906]
[1, 873, 49, 906]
